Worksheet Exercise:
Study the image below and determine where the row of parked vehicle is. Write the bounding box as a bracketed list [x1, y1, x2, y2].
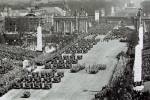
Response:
[0, 22, 117, 97]
[44, 37, 100, 71]
[64, 39, 99, 54]
[12, 71, 64, 89]
[45, 55, 83, 69]
[70, 64, 85, 73]
[85, 64, 107, 74]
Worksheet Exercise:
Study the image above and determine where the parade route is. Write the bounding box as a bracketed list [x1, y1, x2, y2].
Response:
[0, 36, 127, 100]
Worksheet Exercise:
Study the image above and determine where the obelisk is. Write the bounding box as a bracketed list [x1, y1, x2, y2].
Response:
[36, 23, 42, 52]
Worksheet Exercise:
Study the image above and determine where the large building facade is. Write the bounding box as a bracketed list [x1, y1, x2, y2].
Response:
[53, 10, 89, 35]
[5, 15, 41, 33]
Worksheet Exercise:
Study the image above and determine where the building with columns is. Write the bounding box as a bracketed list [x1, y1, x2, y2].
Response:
[53, 15, 89, 35]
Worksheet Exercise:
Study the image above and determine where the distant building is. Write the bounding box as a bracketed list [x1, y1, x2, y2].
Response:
[0, 7, 29, 17]
[53, 10, 89, 34]
[115, 1, 138, 17]
[116, 6, 138, 17]
[2, 6, 69, 33]
[4, 15, 42, 47]
[141, 0, 150, 16]
[5, 15, 41, 33]
[37, 7, 67, 32]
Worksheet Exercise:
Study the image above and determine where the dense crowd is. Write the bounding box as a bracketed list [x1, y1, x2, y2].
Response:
[0, 67, 27, 96]
[43, 22, 117, 70]
[93, 21, 150, 100]
[94, 50, 150, 100]
[142, 54, 150, 81]
[0, 44, 42, 96]
[142, 32, 150, 81]
[45, 37, 99, 70]
[0, 67, 64, 96]
[0, 44, 42, 61]
[0, 22, 119, 97]
[0, 44, 42, 93]
[104, 26, 135, 41]
[0, 59, 13, 74]
[37, 22, 117, 64]
[89, 23, 117, 35]
[13, 70, 64, 89]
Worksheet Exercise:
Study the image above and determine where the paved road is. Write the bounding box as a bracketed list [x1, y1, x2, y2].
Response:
[0, 36, 127, 100]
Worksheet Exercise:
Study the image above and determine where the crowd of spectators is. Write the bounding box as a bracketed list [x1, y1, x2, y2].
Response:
[104, 26, 135, 41]
[0, 21, 121, 97]
[94, 52, 150, 100]
[142, 32, 150, 81]
[89, 23, 117, 35]
[94, 22, 150, 100]
[0, 44, 42, 61]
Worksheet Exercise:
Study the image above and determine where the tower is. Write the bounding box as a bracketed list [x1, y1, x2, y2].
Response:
[111, 6, 115, 16]
[95, 10, 99, 23]
[36, 23, 42, 52]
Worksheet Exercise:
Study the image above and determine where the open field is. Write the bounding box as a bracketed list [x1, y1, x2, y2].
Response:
[0, 36, 127, 100]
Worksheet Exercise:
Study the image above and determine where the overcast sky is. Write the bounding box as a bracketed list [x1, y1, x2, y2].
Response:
[0, 0, 143, 6]
[0, 0, 113, 3]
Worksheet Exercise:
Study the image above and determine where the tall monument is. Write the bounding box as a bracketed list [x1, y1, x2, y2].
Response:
[95, 10, 99, 22]
[111, 6, 115, 16]
[36, 23, 42, 52]
[101, 8, 105, 17]
[133, 8, 144, 91]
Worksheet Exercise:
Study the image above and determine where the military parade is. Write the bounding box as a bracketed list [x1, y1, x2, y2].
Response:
[0, 0, 150, 100]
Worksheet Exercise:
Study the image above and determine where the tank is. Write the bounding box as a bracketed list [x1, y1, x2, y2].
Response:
[21, 91, 31, 98]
